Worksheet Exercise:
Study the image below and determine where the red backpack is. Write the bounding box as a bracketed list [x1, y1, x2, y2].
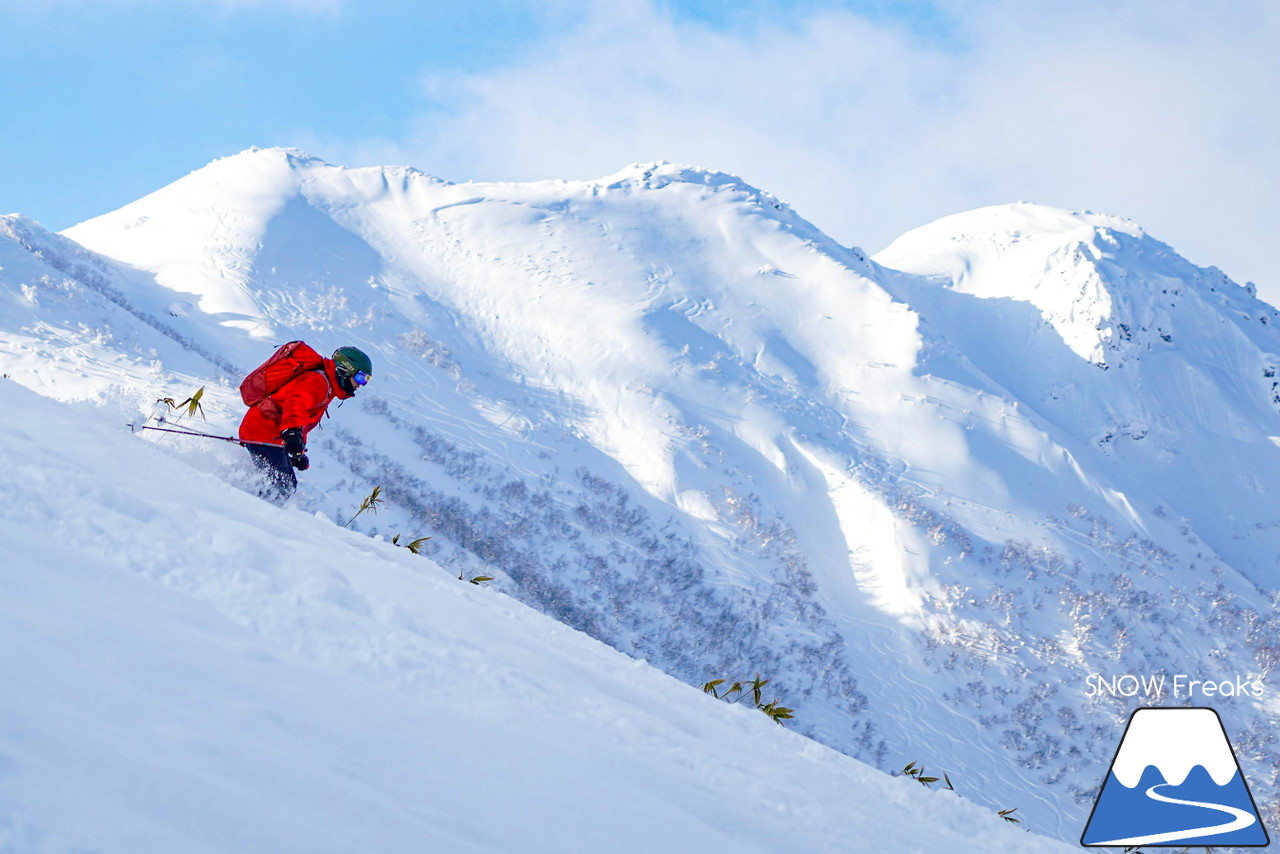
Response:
[240, 341, 326, 420]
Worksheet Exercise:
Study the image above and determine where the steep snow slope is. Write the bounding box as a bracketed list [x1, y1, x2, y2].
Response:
[0, 378, 1072, 853]
[877, 202, 1280, 581]
[0, 215, 235, 399]
[4, 148, 1279, 841]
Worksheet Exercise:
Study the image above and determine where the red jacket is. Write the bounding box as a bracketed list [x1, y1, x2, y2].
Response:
[238, 358, 352, 446]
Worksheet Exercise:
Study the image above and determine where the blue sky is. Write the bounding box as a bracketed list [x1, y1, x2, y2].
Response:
[4, 0, 939, 230]
[0, 0, 560, 229]
[2, 0, 1278, 300]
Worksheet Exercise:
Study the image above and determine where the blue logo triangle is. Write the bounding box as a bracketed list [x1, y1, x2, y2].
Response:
[1082, 707, 1270, 847]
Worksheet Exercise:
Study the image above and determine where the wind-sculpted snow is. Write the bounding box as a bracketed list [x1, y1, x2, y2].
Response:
[4, 147, 1280, 843]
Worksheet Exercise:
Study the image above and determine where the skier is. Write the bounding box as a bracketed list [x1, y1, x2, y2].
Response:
[238, 343, 373, 502]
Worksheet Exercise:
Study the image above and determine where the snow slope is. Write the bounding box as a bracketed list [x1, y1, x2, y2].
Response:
[5, 148, 1280, 842]
[0, 378, 1067, 853]
[877, 202, 1280, 581]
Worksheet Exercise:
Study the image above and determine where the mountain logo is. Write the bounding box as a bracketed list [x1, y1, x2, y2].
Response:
[1081, 707, 1269, 847]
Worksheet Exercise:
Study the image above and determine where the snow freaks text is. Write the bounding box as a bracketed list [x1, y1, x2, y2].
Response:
[1084, 673, 1264, 700]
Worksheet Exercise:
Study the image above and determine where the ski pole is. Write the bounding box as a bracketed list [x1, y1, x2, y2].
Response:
[129, 423, 283, 449]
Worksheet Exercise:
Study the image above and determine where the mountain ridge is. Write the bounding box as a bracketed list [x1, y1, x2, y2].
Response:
[5, 149, 1280, 842]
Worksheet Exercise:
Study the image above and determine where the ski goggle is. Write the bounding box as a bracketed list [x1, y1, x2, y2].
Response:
[338, 366, 370, 387]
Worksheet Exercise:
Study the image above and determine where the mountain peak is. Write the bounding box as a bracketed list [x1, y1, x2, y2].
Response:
[873, 201, 1225, 365]
[594, 160, 790, 208]
[217, 145, 331, 170]
[884, 201, 1146, 249]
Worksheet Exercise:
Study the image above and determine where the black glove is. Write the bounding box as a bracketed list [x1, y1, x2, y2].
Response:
[281, 428, 305, 455]
[281, 428, 309, 470]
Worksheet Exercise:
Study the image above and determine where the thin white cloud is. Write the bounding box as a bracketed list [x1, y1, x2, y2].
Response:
[325, 0, 1280, 299]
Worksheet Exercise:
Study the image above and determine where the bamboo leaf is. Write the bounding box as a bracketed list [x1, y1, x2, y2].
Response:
[344, 485, 384, 527]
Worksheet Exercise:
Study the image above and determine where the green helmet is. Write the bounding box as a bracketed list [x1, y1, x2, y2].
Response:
[332, 346, 373, 390]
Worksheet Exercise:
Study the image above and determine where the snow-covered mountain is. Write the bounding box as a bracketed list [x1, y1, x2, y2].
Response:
[4, 147, 1279, 846]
